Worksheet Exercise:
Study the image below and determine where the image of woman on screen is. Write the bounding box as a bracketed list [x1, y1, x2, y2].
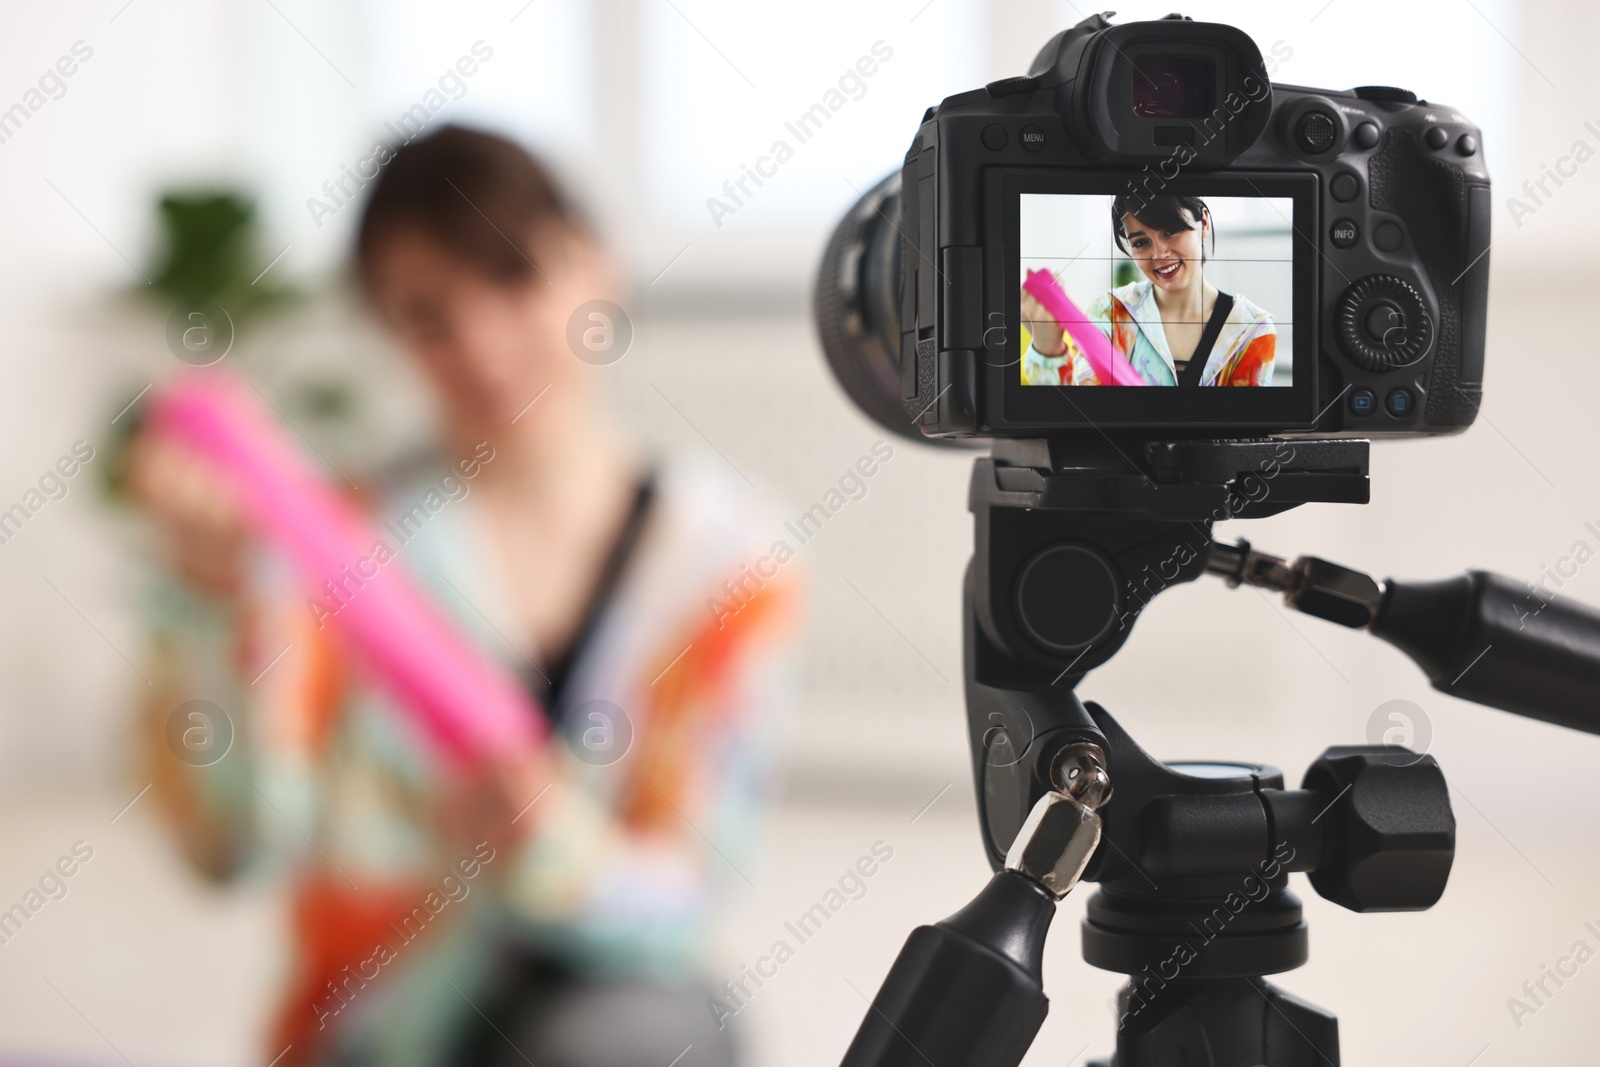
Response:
[1020, 195, 1277, 386]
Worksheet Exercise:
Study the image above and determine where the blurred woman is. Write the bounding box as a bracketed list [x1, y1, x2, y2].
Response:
[131, 125, 799, 1067]
[1021, 194, 1277, 386]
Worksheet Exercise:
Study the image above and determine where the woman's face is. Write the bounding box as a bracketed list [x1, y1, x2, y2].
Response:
[1122, 211, 1207, 294]
[367, 224, 614, 427]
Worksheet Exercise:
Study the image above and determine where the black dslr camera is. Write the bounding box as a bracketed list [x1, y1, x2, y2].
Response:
[817, 11, 1490, 441]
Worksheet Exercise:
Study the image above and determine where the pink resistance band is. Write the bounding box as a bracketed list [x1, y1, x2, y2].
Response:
[1022, 268, 1145, 386]
[149, 373, 544, 766]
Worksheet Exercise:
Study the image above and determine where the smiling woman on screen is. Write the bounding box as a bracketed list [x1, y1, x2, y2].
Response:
[1021, 194, 1278, 387]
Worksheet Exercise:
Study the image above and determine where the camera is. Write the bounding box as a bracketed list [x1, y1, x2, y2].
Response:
[815, 12, 1491, 442]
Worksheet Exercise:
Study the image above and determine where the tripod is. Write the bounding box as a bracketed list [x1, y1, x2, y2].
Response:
[839, 438, 1600, 1067]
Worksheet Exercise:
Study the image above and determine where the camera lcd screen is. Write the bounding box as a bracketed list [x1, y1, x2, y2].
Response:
[1018, 192, 1294, 389]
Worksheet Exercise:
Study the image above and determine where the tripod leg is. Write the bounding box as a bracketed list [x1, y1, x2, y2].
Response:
[1089, 977, 1338, 1066]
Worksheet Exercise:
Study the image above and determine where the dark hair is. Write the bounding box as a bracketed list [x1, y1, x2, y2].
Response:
[1110, 195, 1212, 258]
[355, 124, 584, 294]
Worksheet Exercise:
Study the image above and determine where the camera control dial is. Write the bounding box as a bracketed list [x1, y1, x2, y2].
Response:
[1336, 274, 1433, 372]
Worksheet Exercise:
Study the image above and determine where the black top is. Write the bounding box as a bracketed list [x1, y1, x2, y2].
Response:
[531, 474, 657, 723]
[1177, 291, 1235, 387]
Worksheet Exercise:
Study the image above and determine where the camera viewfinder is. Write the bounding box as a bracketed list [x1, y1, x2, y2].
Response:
[1131, 54, 1214, 118]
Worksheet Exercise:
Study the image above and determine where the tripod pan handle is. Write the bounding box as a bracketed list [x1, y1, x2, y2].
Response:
[1374, 570, 1600, 734]
[839, 871, 1055, 1067]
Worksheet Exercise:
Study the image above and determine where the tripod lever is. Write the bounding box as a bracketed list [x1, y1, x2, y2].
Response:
[839, 746, 1111, 1067]
[1209, 539, 1600, 736]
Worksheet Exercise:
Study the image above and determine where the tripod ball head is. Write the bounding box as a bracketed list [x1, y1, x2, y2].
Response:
[1301, 746, 1456, 913]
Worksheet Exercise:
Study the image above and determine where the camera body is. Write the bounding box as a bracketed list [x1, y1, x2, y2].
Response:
[888, 13, 1490, 441]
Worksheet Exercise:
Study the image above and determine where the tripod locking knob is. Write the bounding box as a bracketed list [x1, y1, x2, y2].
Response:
[1302, 746, 1456, 913]
[1005, 743, 1112, 896]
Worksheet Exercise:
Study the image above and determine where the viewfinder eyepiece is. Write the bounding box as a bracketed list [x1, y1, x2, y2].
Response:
[1131, 54, 1214, 119]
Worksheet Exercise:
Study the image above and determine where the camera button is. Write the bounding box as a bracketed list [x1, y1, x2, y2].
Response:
[1019, 124, 1046, 151]
[1349, 389, 1377, 417]
[1353, 121, 1380, 150]
[1295, 111, 1338, 154]
[1424, 126, 1449, 150]
[1373, 221, 1404, 253]
[1331, 173, 1360, 202]
[1456, 133, 1479, 157]
[1385, 388, 1414, 417]
[1330, 218, 1359, 249]
[1364, 303, 1403, 343]
[982, 124, 1007, 151]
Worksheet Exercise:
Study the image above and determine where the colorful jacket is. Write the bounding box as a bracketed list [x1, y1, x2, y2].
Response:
[1021, 278, 1278, 387]
[142, 449, 802, 1066]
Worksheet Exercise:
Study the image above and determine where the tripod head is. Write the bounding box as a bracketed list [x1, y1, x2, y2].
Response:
[840, 437, 1600, 1067]
[964, 435, 1370, 871]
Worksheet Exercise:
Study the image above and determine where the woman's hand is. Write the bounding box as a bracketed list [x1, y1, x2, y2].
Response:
[127, 430, 251, 600]
[443, 744, 563, 862]
[1020, 288, 1067, 357]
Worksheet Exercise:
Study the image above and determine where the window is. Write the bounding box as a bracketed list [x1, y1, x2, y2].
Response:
[638, 0, 986, 231]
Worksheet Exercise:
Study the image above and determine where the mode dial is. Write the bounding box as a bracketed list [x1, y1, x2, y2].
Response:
[1352, 85, 1418, 104]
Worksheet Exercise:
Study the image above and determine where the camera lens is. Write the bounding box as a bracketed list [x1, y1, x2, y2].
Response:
[813, 171, 924, 443]
[1131, 54, 1214, 119]
[814, 173, 976, 446]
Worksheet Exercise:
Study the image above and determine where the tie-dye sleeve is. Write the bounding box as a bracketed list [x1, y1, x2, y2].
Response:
[502, 558, 804, 969]
[1063, 291, 1122, 386]
[1221, 319, 1277, 387]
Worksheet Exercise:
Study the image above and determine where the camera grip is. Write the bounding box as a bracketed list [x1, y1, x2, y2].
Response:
[1367, 129, 1490, 428]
